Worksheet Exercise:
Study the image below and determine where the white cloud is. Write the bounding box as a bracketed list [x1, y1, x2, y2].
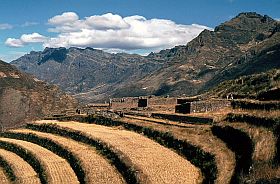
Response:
[275, 18, 280, 21]
[20, 33, 47, 43]
[5, 38, 24, 47]
[0, 23, 13, 30]
[48, 12, 79, 25]
[6, 12, 213, 53]
[5, 33, 47, 47]
[85, 13, 130, 30]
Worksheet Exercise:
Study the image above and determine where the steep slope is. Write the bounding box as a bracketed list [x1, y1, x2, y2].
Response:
[0, 60, 77, 129]
[205, 69, 280, 99]
[11, 12, 280, 102]
[114, 12, 280, 98]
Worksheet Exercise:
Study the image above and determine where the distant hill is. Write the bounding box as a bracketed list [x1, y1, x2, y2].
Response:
[0, 60, 77, 129]
[12, 12, 280, 103]
[12, 47, 163, 102]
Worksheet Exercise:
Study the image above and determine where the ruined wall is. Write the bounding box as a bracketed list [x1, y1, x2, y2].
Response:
[110, 96, 177, 110]
[110, 97, 139, 110]
[190, 99, 231, 113]
[148, 97, 177, 106]
[175, 99, 231, 114]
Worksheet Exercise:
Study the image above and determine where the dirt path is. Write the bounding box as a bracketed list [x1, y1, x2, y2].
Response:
[10, 129, 125, 184]
[0, 138, 79, 184]
[36, 120, 203, 184]
[0, 149, 40, 184]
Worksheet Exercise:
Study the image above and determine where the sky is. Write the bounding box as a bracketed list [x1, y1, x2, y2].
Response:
[0, 0, 279, 62]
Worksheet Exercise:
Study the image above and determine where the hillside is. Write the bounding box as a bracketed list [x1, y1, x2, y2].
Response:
[0, 60, 77, 129]
[11, 12, 280, 103]
[206, 69, 280, 99]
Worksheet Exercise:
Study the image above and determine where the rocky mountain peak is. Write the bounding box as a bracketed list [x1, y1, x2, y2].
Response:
[39, 47, 68, 65]
[216, 12, 276, 32]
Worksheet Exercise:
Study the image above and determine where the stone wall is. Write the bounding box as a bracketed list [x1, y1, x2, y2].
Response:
[110, 96, 177, 110]
[110, 97, 139, 110]
[190, 99, 231, 113]
[176, 99, 231, 114]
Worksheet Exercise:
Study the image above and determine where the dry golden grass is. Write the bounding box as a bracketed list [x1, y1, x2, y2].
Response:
[0, 138, 79, 184]
[121, 115, 236, 184]
[155, 107, 232, 122]
[217, 121, 280, 183]
[241, 163, 280, 183]
[0, 167, 9, 184]
[0, 149, 40, 184]
[36, 120, 203, 184]
[232, 109, 280, 118]
[10, 129, 125, 184]
[222, 122, 277, 161]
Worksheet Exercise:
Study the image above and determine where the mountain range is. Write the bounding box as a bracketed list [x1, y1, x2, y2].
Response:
[11, 12, 280, 103]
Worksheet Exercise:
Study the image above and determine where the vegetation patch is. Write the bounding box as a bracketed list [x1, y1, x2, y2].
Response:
[211, 125, 254, 184]
[0, 140, 47, 184]
[0, 154, 16, 182]
[0, 132, 86, 184]
[82, 115, 217, 184]
[226, 113, 280, 164]
[26, 123, 138, 184]
[231, 100, 280, 111]
[226, 113, 280, 128]
[151, 113, 214, 124]
[256, 178, 280, 184]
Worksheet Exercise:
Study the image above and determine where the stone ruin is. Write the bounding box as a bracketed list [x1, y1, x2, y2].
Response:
[109, 96, 177, 110]
[175, 98, 231, 114]
[109, 96, 230, 114]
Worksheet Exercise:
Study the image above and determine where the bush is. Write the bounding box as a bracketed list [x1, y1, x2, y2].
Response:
[226, 113, 280, 128]
[231, 100, 280, 111]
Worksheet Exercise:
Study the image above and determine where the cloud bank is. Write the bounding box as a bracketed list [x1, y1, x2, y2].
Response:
[5, 12, 212, 53]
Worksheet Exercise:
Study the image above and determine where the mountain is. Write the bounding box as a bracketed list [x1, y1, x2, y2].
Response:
[11, 12, 280, 103]
[0, 60, 77, 129]
[113, 12, 280, 97]
[12, 47, 163, 102]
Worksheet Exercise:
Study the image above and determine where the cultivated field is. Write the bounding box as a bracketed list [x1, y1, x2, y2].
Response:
[0, 98, 279, 184]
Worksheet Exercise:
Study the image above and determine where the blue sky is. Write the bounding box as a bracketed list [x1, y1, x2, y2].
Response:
[0, 0, 279, 62]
